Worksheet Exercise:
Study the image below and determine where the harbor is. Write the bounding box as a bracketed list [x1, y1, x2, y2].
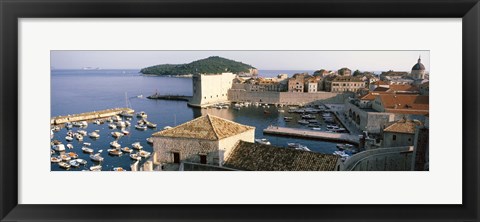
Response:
[263, 126, 359, 144]
[51, 108, 134, 125]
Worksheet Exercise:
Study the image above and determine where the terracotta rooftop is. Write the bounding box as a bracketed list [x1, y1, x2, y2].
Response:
[224, 141, 340, 171]
[377, 94, 429, 115]
[384, 119, 423, 134]
[360, 92, 383, 101]
[152, 114, 255, 140]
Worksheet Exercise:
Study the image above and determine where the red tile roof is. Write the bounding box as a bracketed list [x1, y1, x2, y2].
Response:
[377, 95, 429, 115]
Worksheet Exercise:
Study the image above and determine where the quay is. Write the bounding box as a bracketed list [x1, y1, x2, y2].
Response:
[147, 94, 192, 102]
[263, 126, 360, 144]
[50, 108, 134, 125]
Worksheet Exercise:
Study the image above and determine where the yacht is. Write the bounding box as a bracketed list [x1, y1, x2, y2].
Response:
[88, 131, 100, 138]
[121, 147, 133, 153]
[132, 142, 143, 150]
[58, 162, 71, 169]
[111, 131, 123, 138]
[53, 144, 65, 152]
[81, 147, 94, 153]
[255, 138, 271, 145]
[138, 150, 151, 158]
[135, 125, 147, 130]
[136, 111, 147, 118]
[90, 165, 102, 171]
[146, 137, 153, 144]
[89, 153, 104, 162]
[110, 141, 121, 148]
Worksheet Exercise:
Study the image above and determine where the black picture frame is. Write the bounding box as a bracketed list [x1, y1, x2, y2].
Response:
[1, 0, 479, 221]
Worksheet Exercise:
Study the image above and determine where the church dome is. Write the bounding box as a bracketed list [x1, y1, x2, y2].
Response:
[412, 56, 425, 71]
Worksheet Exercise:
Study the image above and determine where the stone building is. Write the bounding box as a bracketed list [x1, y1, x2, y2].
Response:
[304, 77, 318, 93]
[372, 94, 429, 115]
[410, 56, 426, 79]
[382, 119, 423, 147]
[380, 71, 409, 81]
[188, 72, 235, 107]
[224, 141, 340, 171]
[338, 67, 352, 76]
[329, 76, 365, 93]
[151, 114, 255, 170]
[287, 73, 307, 92]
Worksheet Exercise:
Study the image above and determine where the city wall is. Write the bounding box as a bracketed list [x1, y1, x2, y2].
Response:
[340, 146, 413, 171]
[228, 90, 349, 105]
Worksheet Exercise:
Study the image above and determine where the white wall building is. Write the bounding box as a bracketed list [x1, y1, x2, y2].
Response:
[188, 72, 236, 107]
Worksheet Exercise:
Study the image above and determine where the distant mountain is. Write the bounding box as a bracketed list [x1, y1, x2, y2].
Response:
[140, 56, 257, 76]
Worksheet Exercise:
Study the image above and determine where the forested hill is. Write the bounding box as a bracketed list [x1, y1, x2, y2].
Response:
[140, 56, 256, 76]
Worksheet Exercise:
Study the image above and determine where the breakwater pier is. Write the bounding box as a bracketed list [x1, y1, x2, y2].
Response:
[147, 94, 191, 102]
[50, 108, 134, 125]
[263, 126, 359, 144]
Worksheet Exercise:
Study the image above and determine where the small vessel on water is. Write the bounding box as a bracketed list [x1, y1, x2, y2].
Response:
[58, 162, 71, 169]
[132, 142, 143, 150]
[67, 152, 78, 159]
[135, 125, 147, 130]
[111, 131, 123, 138]
[163, 126, 173, 130]
[90, 153, 104, 162]
[146, 137, 153, 144]
[113, 167, 125, 171]
[121, 147, 133, 153]
[50, 156, 62, 163]
[136, 111, 147, 118]
[110, 141, 121, 148]
[66, 144, 74, 149]
[65, 122, 73, 129]
[52, 144, 65, 152]
[138, 150, 151, 158]
[77, 130, 87, 136]
[108, 148, 123, 156]
[88, 131, 100, 138]
[69, 160, 80, 168]
[298, 120, 309, 125]
[90, 165, 102, 171]
[146, 121, 157, 128]
[75, 159, 87, 165]
[121, 130, 130, 135]
[255, 138, 271, 145]
[65, 136, 73, 142]
[130, 153, 142, 161]
[60, 154, 71, 162]
[81, 147, 94, 153]
[108, 124, 117, 129]
[75, 134, 83, 141]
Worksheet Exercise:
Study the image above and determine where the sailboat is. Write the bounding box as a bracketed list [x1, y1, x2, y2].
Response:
[121, 92, 134, 117]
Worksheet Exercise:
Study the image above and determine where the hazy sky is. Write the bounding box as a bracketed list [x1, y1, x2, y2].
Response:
[51, 51, 430, 72]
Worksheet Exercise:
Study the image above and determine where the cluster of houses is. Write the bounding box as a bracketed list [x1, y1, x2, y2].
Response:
[148, 56, 429, 171]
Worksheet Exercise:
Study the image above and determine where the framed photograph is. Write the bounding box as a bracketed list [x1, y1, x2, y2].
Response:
[1, 0, 478, 221]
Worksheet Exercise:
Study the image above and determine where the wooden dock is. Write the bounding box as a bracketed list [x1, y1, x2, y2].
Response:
[263, 126, 359, 144]
[51, 108, 134, 125]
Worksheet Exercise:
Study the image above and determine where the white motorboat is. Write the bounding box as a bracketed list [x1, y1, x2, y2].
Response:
[65, 136, 73, 142]
[65, 122, 73, 129]
[90, 153, 104, 162]
[255, 138, 271, 145]
[75, 159, 87, 165]
[81, 147, 94, 153]
[88, 131, 100, 138]
[135, 125, 147, 130]
[125, 121, 131, 126]
[75, 134, 83, 141]
[132, 142, 143, 150]
[53, 144, 65, 152]
[121, 130, 130, 135]
[77, 130, 87, 136]
[146, 122, 157, 128]
[72, 122, 82, 127]
[121, 111, 134, 118]
[295, 146, 311, 152]
[312, 127, 321, 131]
[110, 141, 121, 148]
[69, 160, 80, 167]
[50, 149, 55, 155]
[130, 153, 141, 161]
[116, 121, 126, 128]
[90, 165, 102, 171]
[138, 150, 151, 158]
[112, 115, 122, 122]
[66, 144, 74, 149]
[111, 131, 123, 138]
[121, 147, 133, 153]
[50, 156, 62, 163]
[108, 124, 117, 129]
[108, 148, 123, 156]
[136, 111, 147, 118]
[146, 137, 153, 144]
[163, 126, 172, 130]
[113, 167, 125, 171]
[298, 120, 309, 125]
[60, 154, 71, 162]
[233, 107, 241, 110]
[58, 162, 71, 169]
[93, 120, 101, 125]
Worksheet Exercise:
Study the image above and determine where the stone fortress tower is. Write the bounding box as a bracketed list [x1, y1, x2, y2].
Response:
[410, 56, 426, 79]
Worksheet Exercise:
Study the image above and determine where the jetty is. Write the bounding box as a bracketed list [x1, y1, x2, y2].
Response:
[263, 126, 359, 144]
[147, 93, 191, 102]
[50, 108, 134, 125]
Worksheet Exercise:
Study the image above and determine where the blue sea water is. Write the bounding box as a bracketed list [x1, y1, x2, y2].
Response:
[51, 69, 340, 171]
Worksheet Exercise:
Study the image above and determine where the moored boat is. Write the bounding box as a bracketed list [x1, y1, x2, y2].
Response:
[138, 150, 151, 158]
[108, 148, 123, 156]
[255, 138, 271, 145]
[130, 153, 141, 161]
[81, 147, 94, 153]
[66, 144, 74, 149]
[75, 159, 87, 165]
[50, 156, 62, 163]
[121, 147, 133, 153]
[108, 124, 117, 129]
[88, 131, 100, 138]
[90, 165, 102, 171]
[132, 142, 143, 150]
[58, 162, 71, 169]
[146, 137, 153, 144]
[135, 125, 147, 130]
[53, 144, 66, 152]
[90, 153, 104, 162]
[69, 160, 80, 167]
[136, 111, 147, 118]
[113, 167, 125, 171]
[111, 131, 123, 138]
[110, 141, 121, 148]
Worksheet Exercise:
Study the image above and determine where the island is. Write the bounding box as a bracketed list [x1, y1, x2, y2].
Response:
[140, 56, 258, 77]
